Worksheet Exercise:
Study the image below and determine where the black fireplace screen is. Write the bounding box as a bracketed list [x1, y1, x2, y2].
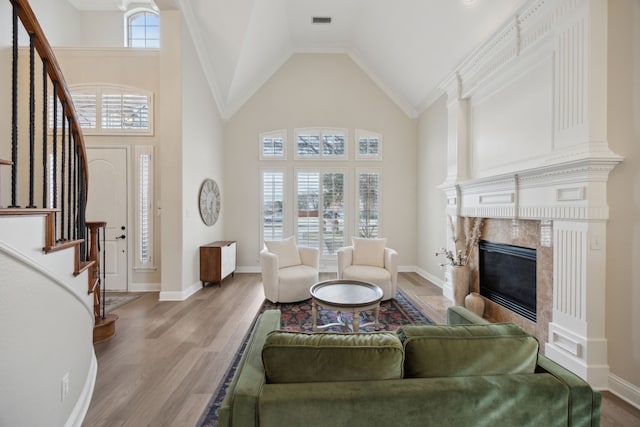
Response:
[479, 240, 537, 322]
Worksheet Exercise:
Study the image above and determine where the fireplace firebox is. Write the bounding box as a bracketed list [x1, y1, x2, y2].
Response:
[478, 240, 537, 322]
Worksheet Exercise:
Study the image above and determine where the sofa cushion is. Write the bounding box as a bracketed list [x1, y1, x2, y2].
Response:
[262, 330, 403, 383]
[397, 323, 539, 378]
[352, 237, 387, 267]
[264, 236, 301, 268]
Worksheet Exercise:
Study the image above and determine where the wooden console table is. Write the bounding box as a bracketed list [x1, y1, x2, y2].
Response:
[200, 240, 236, 286]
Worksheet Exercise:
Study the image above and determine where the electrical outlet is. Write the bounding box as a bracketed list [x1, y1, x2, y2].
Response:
[61, 373, 69, 402]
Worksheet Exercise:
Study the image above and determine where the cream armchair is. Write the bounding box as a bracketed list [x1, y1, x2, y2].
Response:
[260, 237, 319, 303]
[337, 238, 398, 300]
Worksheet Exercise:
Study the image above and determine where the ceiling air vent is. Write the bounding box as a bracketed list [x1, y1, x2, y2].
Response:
[312, 17, 332, 24]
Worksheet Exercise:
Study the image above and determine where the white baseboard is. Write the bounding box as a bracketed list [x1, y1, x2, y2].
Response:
[65, 352, 97, 427]
[609, 373, 640, 409]
[414, 267, 444, 289]
[130, 282, 161, 292]
[159, 281, 201, 301]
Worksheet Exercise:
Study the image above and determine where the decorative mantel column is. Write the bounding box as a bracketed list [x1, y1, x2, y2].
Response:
[439, 74, 470, 303]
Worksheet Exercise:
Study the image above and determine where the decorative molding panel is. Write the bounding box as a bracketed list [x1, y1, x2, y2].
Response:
[554, 225, 587, 321]
[555, 17, 586, 133]
[556, 186, 585, 202]
[479, 193, 515, 205]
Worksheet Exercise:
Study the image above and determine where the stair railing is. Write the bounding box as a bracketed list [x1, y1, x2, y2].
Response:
[3, 0, 107, 318]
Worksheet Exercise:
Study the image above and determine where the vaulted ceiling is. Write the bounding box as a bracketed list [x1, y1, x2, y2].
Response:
[69, 0, 525, 119]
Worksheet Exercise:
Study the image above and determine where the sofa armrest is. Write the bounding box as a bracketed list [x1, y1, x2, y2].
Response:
[536, 355, 602, 427]
[218, 310, 282, 427]
[336, 246, 353, 278]
[447, 305, 490, 326]
[298, 247, 319, 270]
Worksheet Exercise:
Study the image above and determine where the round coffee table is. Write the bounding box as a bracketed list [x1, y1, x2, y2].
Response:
[310, 279, 384, 332]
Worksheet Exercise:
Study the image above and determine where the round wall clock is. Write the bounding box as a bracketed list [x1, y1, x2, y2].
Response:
[198, 178, 221, 226]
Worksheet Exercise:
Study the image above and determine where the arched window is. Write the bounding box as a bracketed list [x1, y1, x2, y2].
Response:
[126, 9, 160, 48]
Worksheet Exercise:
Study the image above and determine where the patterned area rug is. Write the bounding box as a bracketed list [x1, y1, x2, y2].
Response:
[197, 289, 432, 427]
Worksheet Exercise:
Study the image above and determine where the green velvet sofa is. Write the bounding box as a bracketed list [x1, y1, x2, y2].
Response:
[219, 306, 600, 427]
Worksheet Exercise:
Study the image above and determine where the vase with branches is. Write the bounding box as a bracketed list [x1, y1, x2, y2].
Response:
[436, 216, 484, 306]
[435, 216, 484, 267]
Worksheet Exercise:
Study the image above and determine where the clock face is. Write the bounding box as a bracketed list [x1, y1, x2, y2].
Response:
[199, 179, 220, 226]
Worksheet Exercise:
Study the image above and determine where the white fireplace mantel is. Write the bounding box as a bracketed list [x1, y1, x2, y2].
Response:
[437, 0, 623, 388]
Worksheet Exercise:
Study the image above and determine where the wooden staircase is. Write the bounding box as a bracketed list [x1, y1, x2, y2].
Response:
[2, 0, 115, 343]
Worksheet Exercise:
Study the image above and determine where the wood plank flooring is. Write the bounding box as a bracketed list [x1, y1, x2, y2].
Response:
[83, 272, 640, 427]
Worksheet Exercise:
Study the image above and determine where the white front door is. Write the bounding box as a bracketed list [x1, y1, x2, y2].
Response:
[86, 147, 128, 291]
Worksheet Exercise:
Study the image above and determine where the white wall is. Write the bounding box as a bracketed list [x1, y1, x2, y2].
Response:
[79, 11, 124, 47]
[605, 0, 640, 405]
[416, 95, 448, 284]
[180, 14, 225, 295]
[28, 0, 82, 46]
[224, 53, 417, 270]
[0, 216, 95, 427]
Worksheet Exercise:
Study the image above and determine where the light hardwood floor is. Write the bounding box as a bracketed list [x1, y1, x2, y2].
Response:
[83, 272, 640, 427]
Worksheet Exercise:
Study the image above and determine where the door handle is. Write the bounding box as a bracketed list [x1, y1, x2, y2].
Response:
[116, 234, 126, 240]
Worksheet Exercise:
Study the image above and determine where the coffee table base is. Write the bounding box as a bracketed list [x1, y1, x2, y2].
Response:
[312, 300, 381, 332]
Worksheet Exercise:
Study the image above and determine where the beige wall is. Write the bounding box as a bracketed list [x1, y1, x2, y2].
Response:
[416, 95, 448, 284]
[181, 15, 226, 291]
[606, 0, 640, 396]
[224, 53, 417, 269]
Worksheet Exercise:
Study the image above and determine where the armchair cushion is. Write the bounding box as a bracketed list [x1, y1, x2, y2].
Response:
[352, 237, 387, 267]
[264, 236, 301, 268]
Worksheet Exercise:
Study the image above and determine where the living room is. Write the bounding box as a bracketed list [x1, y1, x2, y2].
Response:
[0, 0, 638, 426]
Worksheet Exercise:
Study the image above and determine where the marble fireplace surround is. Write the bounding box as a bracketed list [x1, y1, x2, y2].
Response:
[440, 156, 621, 389]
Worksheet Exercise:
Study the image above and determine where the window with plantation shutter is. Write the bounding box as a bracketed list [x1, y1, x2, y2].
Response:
[49, 91, 97, 130]
[135, 146, 154, 270]
[49, 85, 153, 135]
[102, 92, 151, 132]
[259, 128, 383, 260]
[356, 129, 382, 160]
[295, 128, 347, 160]
[296, 170, 345, 255]
[357, 169, 381, 238]
[262, 170, 285, 241]
[260, 130, 286, 160]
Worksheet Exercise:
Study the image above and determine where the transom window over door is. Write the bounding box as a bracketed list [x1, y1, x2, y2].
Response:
[50, 85, 153, 135]
[296, 170, 345, 255]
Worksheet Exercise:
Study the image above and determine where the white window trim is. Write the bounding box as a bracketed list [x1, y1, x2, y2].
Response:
[259, 129, 287, 160]
[294, 127, 348, 160]
[134, 145, 155, 271]
[355, 129, 383, 160]
[124, 7, 160, 49]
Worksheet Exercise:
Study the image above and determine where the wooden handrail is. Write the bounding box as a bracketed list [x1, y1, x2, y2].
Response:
[11, 0, 89, 196]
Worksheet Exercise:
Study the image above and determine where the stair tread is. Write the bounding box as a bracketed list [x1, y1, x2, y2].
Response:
[0, 159, 13, 165]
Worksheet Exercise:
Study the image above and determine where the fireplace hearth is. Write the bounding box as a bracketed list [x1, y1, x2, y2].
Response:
[478, 240, 537, 322]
